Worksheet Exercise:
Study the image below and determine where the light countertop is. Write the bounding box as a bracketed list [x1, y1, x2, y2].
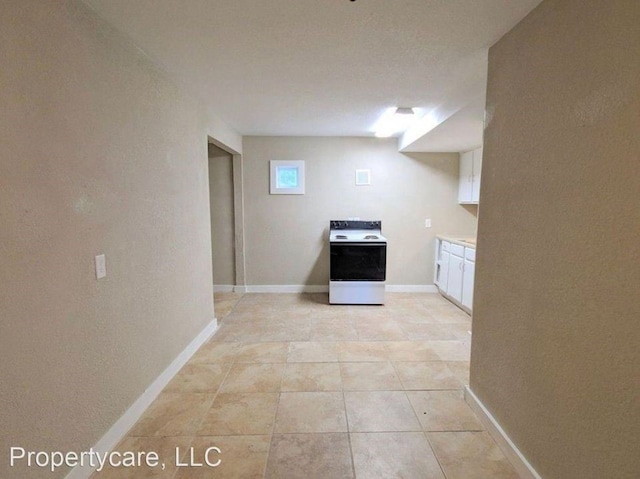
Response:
[437, 235, 476, 248]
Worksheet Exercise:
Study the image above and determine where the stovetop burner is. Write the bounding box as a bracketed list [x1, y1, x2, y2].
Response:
[329, 220, 387, 243]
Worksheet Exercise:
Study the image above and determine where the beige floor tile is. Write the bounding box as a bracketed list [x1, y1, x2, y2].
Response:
[174, 435, 270, 479]
[384, 341, 440, 361]
[340, 361, 402, 390]
[287, 341, 339, 362]
[428, 431, 519, 479]
[102, 294, 506, 479]
[91, 436, 192, 478]
[223, 305, 277, 320]
[424, 340, 471, 361]
[213, 292, 243, 319]
[350, 432, 445, 479]
[449, 323, 473, 341]
[344, 391, 421, 432]
[396, 322, 460, 340]
[355, 321, 407, 340]
[129, 392, 213, 437]
[275, 392, 347, 433]
[257, 325, 311, 342]
[265, 433, 353, 479]
[430, 303, 472, 317]
[197, 392, 278, 435]
[234, 342, 289, 363]
[207, 323, 246, 342]
[308, 308, 352, 321]
[310, 322, 358, 341]
[281, 362, 342, 391]
[349, 307, 393, 322]
[446, 360, 470, 385]
[219, 363, 284, 393]
[216, 317, 309, 342]
[164, 363, 231, 393]
[407, 390, 483, 431]
[190, 342, 240, 363]
[337, 341, 388, 362]
[392, 309, 441, 324]
[394, 361, 462, 390]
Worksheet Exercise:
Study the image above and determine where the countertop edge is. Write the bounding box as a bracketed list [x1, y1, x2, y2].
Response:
[437, 235, 476, 248]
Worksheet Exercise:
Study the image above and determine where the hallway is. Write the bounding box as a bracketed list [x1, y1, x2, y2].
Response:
[93, 293, 518, 478]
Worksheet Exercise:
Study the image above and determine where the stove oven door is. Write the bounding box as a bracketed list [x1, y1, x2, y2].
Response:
[330, 242, 386, 281]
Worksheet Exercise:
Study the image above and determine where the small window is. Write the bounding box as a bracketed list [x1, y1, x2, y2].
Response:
[355, 169, 371, 186]
[270, 160, 305, 195]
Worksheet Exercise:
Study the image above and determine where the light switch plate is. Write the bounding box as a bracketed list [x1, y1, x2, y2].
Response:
[425, 219, 432, 228]
[95, 254, 106, 279]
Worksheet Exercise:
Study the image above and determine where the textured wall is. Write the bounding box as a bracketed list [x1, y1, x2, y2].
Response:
[470, 0, 640, 478]
[242, 136, 477, 286]
[0, 1, 225, 477]
[208, 144, 235, 285]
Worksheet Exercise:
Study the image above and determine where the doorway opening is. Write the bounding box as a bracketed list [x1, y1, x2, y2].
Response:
[207, 139, 246, 319]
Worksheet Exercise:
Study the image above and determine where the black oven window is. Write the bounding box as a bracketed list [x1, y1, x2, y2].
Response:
[330, 243, 386, 281]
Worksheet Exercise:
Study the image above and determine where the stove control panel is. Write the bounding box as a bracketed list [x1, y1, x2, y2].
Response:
[330, 220, 381, 231]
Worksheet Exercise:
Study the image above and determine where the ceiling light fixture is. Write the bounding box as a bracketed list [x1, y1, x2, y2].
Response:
[373, 107, 419, 138]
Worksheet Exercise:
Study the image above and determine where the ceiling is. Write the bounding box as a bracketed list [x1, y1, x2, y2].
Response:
[84, 0, 542, 151]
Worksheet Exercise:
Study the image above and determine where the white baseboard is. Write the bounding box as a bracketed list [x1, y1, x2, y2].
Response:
[464, 386, 542, 479]
[213, 284, 235, 293]
[65, 317, 219, 479]
[246, 285, 329, 293]
[235, 285, 438, 294]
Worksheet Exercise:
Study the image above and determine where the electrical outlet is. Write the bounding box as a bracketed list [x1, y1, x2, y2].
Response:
[424, 219, 432, 228]
[95, 254, 106, 279]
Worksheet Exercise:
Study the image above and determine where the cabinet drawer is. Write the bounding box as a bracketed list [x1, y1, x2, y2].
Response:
[450, 243, 465, 257]
[465, 247, 476, 262]
[441, 241, 451, 252]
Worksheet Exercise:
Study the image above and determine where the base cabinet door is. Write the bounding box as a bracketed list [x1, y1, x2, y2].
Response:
[448, 254, 464, 303]
[462, 258, 475, 309]
[438, 250, 450, 293]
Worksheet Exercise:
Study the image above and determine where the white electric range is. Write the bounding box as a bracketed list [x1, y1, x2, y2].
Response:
[329, 220, 387, 305]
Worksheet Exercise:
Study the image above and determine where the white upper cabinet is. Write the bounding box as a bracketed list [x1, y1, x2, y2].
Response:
[458, 150, 474, 204]
[471, 146, 482, 203]
[458, 147, 482, 205]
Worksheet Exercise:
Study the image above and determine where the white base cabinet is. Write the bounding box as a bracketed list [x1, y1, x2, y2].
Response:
[448, 253, 464, 303]
[435, 237, 476, 313]
[462, 258, 475, 310]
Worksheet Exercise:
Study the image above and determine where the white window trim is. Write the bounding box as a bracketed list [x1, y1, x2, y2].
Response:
[270, 160, 305, 195]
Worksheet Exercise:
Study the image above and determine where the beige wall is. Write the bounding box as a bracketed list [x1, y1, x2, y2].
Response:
[242, 136, 477, 286]
[208, 144, 235, 285]
[0, 1, 231, 477]
[471, 0, 640, 478]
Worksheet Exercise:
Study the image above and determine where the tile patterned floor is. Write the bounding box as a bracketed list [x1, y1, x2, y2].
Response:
[92, 292, 519, 478]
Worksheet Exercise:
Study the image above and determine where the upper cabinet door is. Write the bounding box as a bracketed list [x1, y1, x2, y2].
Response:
[458, 147, 482, 205]
[458, 150, 474, 203]
[471, 146, 483, 203]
